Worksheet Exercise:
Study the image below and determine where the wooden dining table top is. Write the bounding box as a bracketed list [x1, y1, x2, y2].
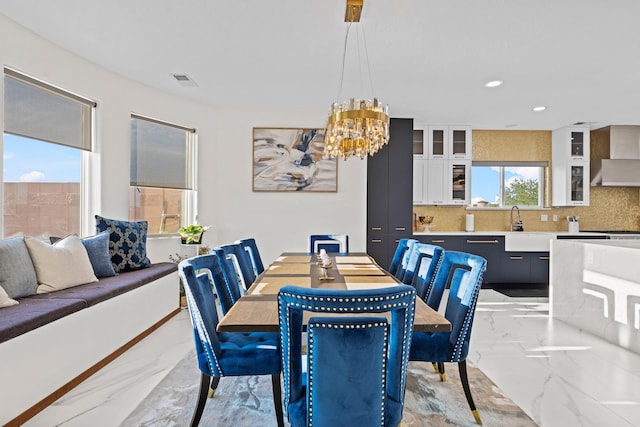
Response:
[217, 252, 452, 333]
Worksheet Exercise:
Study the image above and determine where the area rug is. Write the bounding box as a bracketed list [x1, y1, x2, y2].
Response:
[123, 350, 537, 427]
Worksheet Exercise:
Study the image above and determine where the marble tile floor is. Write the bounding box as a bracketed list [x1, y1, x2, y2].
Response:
[23, 290, 640, 427]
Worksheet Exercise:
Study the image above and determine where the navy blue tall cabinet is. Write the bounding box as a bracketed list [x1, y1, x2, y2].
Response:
[367, 118, 414, 268]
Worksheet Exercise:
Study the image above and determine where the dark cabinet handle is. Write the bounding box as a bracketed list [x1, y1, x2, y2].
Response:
[466, 239, 499, 244]
[371, 239, 383, 243]
[539, 256, 550, 260]
[431, 239, 445, 243]
[509, 256, 524, 260]
[395, 227, 406, 231]
[371, 227, 383, 231]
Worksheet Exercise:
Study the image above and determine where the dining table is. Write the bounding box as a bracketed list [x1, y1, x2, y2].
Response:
[217, 252, 451, 333]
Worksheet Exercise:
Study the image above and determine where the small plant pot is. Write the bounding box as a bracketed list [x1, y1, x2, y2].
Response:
[181, 231, 204, 245]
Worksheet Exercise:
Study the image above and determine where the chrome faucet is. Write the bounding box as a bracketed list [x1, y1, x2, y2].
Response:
[510, 206, 524, 231]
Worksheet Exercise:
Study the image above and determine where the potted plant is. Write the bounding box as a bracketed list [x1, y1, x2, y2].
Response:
[179, 223, 209, 244]
[170, 244, 211, 307]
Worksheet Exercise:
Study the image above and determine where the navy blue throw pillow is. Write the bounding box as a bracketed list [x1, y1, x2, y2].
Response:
[95, 215, 151, 273]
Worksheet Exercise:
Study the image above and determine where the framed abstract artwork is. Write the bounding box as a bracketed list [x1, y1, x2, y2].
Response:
[252, 127, 337, 192]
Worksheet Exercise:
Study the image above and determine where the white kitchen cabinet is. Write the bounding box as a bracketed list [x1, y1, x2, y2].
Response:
[426, 125, 472, 160]
[412, 125, 472, 160]
[553, 126, 590, 161]
[552, 126, 590, 206]
[413, 127, 426, 158]
[425, 159, 447, 204]
[413, 124, 472, 205]
[553, 161, 589, 206]
[414, 159, 470, 205]
[412, 158, 426, 202]
[427, 125, 447, 159]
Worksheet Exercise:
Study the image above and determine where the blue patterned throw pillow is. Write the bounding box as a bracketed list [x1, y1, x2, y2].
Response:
[95, 215, 151, 272]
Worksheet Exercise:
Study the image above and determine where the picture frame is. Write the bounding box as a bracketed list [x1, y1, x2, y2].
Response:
[252, 127, 337, 192]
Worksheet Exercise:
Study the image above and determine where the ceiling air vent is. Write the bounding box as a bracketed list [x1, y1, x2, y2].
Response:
[171, 73, 198, 87]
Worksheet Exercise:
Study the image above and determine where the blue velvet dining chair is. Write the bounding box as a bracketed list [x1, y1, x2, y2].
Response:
[394, 238, 418, 280]
[179, 256, 284, 427]
[388, 238, 418, 277]
[308, 234, 349, 254]
[210, 249, 243, 315]
[409, 251, 487, 425]
[401, 243, 444, 299]
[278, 285, 416, 427]
[236, 237, 265, 275]
[219, 243, 257, 291]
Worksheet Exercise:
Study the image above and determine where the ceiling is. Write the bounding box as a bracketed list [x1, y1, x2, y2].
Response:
[2, 0, 640, 130]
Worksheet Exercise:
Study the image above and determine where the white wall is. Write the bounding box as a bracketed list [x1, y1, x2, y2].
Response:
[0, 14, 367, 265]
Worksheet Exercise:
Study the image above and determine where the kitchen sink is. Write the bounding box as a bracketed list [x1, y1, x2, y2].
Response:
[504, 232, 555, 252]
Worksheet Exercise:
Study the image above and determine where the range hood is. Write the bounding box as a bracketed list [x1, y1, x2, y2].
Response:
[590, 125, 640, 187]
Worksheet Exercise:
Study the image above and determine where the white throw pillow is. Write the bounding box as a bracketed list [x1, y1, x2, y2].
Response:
[0, 285, 18, 308]
[25, 235, 98, 293]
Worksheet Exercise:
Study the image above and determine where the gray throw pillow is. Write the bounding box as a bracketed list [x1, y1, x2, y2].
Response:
[0, 236, 38, 298]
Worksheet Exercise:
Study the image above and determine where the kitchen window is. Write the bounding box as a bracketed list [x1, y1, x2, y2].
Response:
[470, 161, 546, 208]
[129, 114, 196, 235]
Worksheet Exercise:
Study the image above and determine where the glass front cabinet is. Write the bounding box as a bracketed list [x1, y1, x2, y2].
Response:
[552, 126, 590, 206]
[567, 162, 589, 205]
[426, 125, 471, 160]
[448, 160, 471, 204]
[413, 128, 425, 158]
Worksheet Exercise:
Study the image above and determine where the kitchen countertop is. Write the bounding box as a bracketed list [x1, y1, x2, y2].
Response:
[413, 231, 640, 251]
[551, 238, 640, 355]
[412, 231, 613, 236]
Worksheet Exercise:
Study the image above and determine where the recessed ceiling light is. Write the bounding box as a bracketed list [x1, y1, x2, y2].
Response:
[532, 106, 546, 112]
[485, 80, 503, 88]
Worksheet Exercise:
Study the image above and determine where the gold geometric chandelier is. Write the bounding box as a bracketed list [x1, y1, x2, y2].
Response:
[323, 0, 390, 160]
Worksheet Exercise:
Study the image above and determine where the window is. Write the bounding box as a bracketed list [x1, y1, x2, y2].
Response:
[129, 115, 196, 235]
[471, 162, 546, 208]
[3, 68, 95, 238]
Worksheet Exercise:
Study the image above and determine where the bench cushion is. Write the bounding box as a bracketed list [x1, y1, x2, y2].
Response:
[0, 296, 87, 344]
[51, 263, 177, 307]
[0, 262, 177, 344]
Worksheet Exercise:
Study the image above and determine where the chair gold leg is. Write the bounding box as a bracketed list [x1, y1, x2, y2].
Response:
[437, 362, 446, 381]
[472, 409, 483, 425]
[208, 376, 221, 398]
[432, 362, 438, 372]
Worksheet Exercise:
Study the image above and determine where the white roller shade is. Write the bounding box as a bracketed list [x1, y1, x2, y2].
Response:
[4, 69, 94, 151]
[130, 115, 195, 190]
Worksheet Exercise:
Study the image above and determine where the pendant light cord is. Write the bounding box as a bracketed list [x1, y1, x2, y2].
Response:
[336, 22, 376, 102]
[336, 23, 352, 102]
